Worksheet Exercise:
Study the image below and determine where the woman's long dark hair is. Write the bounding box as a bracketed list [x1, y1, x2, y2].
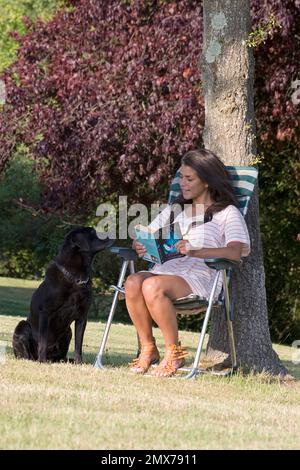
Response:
[172, 149, 238, 222]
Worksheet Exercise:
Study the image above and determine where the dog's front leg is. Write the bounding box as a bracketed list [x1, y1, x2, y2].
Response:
[38, 313, 49, 362]
[74, 317, 87, 364]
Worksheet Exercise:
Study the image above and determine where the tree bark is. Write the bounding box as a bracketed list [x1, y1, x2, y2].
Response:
[202, 0, 287, 375]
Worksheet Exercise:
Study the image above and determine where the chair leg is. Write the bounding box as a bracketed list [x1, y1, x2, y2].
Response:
[94, 259, 130, 369]
[184, 270, 221, 379]
[222, 270, 237, 372]
[127, 261, 141, 357]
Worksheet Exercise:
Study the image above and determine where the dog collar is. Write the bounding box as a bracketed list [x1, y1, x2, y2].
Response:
[54, 261, 90, 286]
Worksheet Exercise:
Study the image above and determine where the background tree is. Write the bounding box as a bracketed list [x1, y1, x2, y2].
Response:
[202, 0, 287, 374]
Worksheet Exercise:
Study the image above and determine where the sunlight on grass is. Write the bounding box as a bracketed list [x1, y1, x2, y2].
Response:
[0, 277, 41, 289]
[1, 276, 299, 450]
[1, 313, 300, 450]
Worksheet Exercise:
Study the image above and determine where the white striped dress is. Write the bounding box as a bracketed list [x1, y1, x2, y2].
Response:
[143, 204, 250, 300]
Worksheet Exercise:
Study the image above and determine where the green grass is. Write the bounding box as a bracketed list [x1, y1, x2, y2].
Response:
[0, 277, 300, 450]
[0, 277, 40, 316]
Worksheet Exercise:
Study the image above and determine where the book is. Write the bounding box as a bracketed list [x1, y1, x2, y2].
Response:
[134, 221, 184, 264]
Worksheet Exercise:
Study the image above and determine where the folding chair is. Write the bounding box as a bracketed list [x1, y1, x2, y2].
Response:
[94, 165, 258, 378]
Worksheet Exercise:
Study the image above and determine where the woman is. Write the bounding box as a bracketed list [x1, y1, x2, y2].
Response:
[125, 149, 250, 377]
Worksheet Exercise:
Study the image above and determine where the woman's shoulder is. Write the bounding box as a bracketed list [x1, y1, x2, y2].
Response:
[213, 205, 244, 228]
[216, 204, 241, 218]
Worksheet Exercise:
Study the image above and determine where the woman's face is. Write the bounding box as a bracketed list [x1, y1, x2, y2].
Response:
[179, 164, 208, 201]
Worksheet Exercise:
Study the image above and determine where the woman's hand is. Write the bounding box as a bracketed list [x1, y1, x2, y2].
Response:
[132, 239, 147, 258]
[175, 240, 191, 255]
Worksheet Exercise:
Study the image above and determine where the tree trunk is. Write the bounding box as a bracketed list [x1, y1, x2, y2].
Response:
[202, 0, 287, 375]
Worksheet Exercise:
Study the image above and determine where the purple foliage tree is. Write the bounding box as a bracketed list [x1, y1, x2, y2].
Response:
[0, 0, 299, 214]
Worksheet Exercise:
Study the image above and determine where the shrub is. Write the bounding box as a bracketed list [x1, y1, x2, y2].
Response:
[0, 148, 66, 278]
[0, 0, 203, 213]
[0, 0, 66, 72]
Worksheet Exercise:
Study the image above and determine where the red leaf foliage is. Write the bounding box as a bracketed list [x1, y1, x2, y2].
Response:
[252, 0, 300, 145]
[0, 0, 299, 213]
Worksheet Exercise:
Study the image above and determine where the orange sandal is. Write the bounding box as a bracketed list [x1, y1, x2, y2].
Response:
[151, 343, 188, 378]
[129, 339, 160, 374]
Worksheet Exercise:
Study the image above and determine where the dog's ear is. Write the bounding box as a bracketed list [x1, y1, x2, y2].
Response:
[70, 232, 90, 252]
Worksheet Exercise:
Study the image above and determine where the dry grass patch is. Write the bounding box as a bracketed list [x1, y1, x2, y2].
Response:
[1, 314, 300, 450]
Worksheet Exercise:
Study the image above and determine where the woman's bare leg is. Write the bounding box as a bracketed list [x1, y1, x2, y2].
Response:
[141, 274, 192, 376]
[141, 275, 192, 346]
[124, 272, 156, 344]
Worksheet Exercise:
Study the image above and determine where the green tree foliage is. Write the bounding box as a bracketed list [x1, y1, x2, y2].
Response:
[0, 0, 66, 72]
[259, 142, 300, 343]
[0, 0, 68, 279]
[0, 147, 65, 278]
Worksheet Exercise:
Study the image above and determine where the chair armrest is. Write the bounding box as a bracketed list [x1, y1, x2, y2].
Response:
[110, 246, 138, 261]
[204, 258, 241, 270]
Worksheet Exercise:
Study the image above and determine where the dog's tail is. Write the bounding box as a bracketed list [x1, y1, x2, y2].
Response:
[12, 320, 38, 360]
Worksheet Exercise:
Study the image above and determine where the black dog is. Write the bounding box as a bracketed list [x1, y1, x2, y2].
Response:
[12, 227, 114, 363]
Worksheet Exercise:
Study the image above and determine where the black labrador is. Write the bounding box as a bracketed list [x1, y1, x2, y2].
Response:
[12, 227, 114, 363]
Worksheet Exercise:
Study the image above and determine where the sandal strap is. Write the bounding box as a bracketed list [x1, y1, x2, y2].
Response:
[128, 339, 160, 372]
[153, 344, 188, 377]
[165, 343, 188, 360]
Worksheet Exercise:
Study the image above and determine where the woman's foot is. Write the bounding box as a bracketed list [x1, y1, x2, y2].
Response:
[129, 338, 160, 374]
[151, 343, 188, 378]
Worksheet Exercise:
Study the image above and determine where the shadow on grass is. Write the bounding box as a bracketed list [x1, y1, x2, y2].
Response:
[2, 343, 13, 358]
[5, 345, 133, 369]
[0, 286, 33, 316]
[6, 345, 299, 381]
[83, 351, 134, 367]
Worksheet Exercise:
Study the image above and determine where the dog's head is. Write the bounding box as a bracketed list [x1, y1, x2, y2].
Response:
[65, 227, 114, 254]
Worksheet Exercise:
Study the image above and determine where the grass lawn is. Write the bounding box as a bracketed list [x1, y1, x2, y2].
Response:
[0, 276, 41, 317]
[0, 277, 300, 450]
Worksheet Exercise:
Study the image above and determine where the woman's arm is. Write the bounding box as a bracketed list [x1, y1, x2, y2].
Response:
[176, 241, 243, 261]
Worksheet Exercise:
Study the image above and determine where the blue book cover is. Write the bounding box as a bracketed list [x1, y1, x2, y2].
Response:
[134, 222, 184, 264]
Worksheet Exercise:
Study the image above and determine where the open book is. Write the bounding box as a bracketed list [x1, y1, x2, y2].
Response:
[135, 222, 184, 265]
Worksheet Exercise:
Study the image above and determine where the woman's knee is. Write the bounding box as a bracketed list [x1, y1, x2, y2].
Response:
[142, 277, 165, 303]
[124, 274, 144, 298]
